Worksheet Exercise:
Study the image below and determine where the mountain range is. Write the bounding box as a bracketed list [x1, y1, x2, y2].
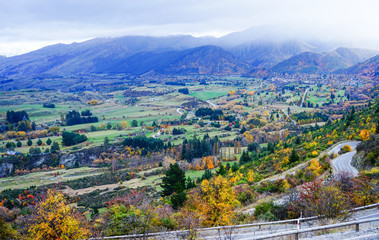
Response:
[0, 26, 378, 86]
[271, 47, 378, 74]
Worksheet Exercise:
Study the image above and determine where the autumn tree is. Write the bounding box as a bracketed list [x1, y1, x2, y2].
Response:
[27, 189, 90, 240]
[359, 130, 370, 141]
[341, 145, 352, 153]
[103, 191, 160, 238]
[352, 175, 378, 206]
[199, 176, 240, 226]
[292, 179, 351, 220]
[246, 169, 254, 183]
[0, 216, 18, 240]
[307, 159, 322, 177]
[119, 121, 130, 129]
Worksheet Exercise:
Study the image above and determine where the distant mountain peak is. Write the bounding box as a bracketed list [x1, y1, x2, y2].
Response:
[271, 48, 378, 74]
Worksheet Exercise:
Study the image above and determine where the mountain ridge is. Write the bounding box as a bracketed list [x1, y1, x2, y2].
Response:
[271, 47, 378, 74]
[0, 27, 378, 81]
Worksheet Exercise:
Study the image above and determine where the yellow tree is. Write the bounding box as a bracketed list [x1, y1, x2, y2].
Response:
[28, 189, 90, 240]
[119, 121, 130, 129]
[281, 179, 291, 192]
[206, 157, 215, 170]
[200, 176, 240, 226]
[359, 130, 370, 141]
[342, 145, 352, 152]
[366, 116, 371, 124]
[246, 169, 254, 183]
[307, 159, 322, 176]
[195, 162, 202, 171]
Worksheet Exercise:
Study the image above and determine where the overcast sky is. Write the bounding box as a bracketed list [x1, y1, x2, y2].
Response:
[1, 0, 379, 56]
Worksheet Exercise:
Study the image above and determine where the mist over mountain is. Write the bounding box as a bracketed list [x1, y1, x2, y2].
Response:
[340, 55, 379, 79]
[0, 26, 378, 81]
[271, 48, 378, 74]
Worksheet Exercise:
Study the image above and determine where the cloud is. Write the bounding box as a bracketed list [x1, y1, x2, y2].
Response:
[1, 0, 379, 56]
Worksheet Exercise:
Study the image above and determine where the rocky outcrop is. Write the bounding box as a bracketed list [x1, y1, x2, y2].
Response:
[0, 144, 124, 178]
[352, 151, 373, 171]
[60, 149, 100, 168]
[0, 163, 13, 177]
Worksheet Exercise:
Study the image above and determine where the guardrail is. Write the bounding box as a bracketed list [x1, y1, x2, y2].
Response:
[245, 217, 379, 240]
[87, 202, 379, 240]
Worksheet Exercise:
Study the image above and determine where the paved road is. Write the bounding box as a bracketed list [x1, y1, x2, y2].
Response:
[300, 88, 309, 107]
[176, 108, 183, 115]
[206, 100, 217, 108]
[330, 141, 360, 177]
[328, 141, 360, 155]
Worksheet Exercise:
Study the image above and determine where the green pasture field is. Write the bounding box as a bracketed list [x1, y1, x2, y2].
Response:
[190, 89, 231, 101]
[0, 167, 104, 192]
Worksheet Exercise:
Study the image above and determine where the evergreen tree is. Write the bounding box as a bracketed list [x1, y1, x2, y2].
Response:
[186, 176, 196, 189]
[199, 169, 213, 182]
[46, 138, 52, 145]
[131, 120, 138, 127]
[16, 141, 22, 148]
[161, 163, 186, 197]
[239, 150, 251, 164]
[232, 162, 239, 172]
[289, 149, 300, 163]
[162, 163, 187, 210]
[37, 139, 42, 146]
[27, 139, 32, 146]
[248, 142, 260, 152]
[51, 142, 60, 153]
[171, 191, 186, 210]
[225, 163, 231, 172]
[216, 164, 226, 176]
[6, 142, 15, 149]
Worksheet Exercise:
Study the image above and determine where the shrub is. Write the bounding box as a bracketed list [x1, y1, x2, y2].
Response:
[43, 103, 55, 108]
[254, 201, 277, 220]
[178, 88, 189, 94]
[5, 141, 16, 149]
[62, 131, 87, 146]
[29, 147, 41, 155]
[341, 145, 352, 153]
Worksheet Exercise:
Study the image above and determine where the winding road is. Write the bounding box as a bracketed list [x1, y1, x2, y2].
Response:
[329, 141, 360, 177]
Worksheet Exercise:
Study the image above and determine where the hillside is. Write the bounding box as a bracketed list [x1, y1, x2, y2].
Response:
[271, 48, 378, 74]
[153, 45, 249, 75]
[0, 35, 214, 76]
[229, 40, 316, 68]
[341, 54, 379, 79]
